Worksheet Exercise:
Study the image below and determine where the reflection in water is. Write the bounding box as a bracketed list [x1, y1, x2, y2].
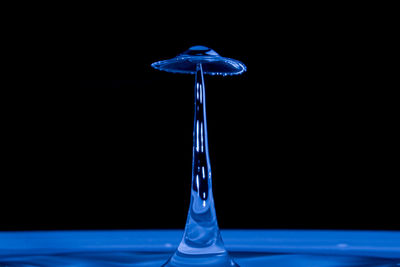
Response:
[0, 251, 399, 267]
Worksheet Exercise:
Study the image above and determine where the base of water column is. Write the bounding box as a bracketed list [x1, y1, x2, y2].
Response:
[162, 250, 239, 267]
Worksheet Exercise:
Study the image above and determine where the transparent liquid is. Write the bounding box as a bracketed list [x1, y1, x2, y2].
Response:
[161, 62, 238, 267]
[1, 230, 399, 267]
[1, 250, 399, 267]
[152, 46, 245, 266]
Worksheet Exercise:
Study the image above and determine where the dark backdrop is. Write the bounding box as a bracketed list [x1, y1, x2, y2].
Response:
[2, 5, 398, 231]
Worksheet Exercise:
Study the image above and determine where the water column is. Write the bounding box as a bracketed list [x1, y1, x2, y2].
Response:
[177, 63, 226, 255]
[152, 45, 246, 267]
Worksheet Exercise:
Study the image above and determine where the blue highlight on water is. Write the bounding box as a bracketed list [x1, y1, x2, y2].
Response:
[1, 47, 398, 267]
[0, 230, 399, 266]
[151, 46, 246, 76]
[152, 46, 246, 266]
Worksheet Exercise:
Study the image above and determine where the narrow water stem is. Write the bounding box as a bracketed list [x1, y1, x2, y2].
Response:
[162, 63, 238, 266]
[177, 63, 225, 254]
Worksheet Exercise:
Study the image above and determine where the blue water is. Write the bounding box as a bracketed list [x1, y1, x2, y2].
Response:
[0, 250, 399, 266]
[152, 46, 246, 266]
[2, 48, 399, 267]
[151, 45, 246, 75]
[0, 230, 399, 267]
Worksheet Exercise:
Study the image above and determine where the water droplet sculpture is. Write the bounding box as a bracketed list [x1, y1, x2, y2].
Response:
[152, 46, 246, 267]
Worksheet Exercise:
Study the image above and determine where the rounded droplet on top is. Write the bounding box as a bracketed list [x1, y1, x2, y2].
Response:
[180, 45, 220, 57]
[151, 46, 246, 76]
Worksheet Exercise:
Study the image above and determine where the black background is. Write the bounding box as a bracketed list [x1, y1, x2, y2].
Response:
[1, 4, 398, 231]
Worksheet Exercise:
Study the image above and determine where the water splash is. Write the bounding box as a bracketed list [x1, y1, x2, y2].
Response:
[152, 46, 246, 266]
[151, 45, 246, 75]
